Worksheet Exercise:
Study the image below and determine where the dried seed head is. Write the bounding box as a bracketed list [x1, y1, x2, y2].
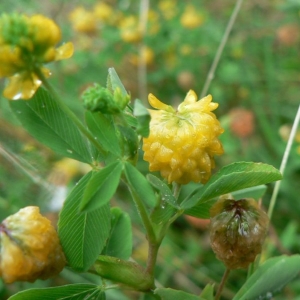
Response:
[210, 198, 269, 269]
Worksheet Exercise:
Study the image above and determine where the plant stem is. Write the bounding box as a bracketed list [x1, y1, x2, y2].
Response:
[200, 0, 245, 98]
[215, 268, 231, 300]
[34, 67, 107, 158]
[127, 184, 159, 279]
[138, 0, 149, 103]
[267, 104, 300, 221]
[145, 240, 160, 275]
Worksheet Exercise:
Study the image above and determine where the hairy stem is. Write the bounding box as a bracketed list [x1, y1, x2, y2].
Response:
[200, 0, 245, 98]
[215, 268, 231, 300]
[145, 240, 160, 275]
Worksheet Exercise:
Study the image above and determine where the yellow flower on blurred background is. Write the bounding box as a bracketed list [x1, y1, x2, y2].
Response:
[69, 6, 98, 34]
[0, 206, 66, 283]
[158, 0, 178, 20]
[0, 14, 74, 100]
[129, 46, 154, 66]
[147, 10, 160, 35]
[93, 2, 113, 22]
[119, 16, 142, 43]
[143, 90, 224, 184]
[180, 5, 204, 29]
[179, 44, 193, 56]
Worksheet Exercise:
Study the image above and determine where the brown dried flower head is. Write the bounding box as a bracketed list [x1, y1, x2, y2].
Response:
[210, 198, 269, 269]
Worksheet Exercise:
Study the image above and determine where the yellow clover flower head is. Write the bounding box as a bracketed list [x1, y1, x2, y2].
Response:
[0, 13, 74, 100]
[69, 7, 98, 34]
[142, 90, 224, 184]
[180, 5, 205, 29]
[119, 16, 142, 43]
[0, 206, 66, 283]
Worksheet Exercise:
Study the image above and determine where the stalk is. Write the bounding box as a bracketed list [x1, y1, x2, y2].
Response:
[215, 268, 231, 300]
[267, 104, 300, 220]
[200, 0, 245, 98]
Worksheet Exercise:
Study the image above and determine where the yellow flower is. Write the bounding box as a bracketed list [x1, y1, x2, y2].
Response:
[69, 7, 98, 34]
[147, 10, 160, 35]
[0, 206, 66, 283]
[93, 2, 113, 22]
[143, 90, 224, 184]
[158, 0, 178, 20]
[0, 13, 74, 100]
[119, 16, 142, 43]
[180, 5, 204, 29]
[129, 46, 154, 66]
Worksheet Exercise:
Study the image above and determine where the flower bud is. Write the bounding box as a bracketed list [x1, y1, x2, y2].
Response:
[0, 206, 66, 283]
[83, 84, 129, 114]
[209, 198, 269, 269]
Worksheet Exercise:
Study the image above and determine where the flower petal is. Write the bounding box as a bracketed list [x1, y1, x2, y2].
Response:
[55, 42, 74, 61]
[3, 72, 42, 100]
[148, 93, 174, 111]
[184, 90, 197, 103]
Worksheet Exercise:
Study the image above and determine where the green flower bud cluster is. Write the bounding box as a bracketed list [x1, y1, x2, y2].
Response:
[0, 14, 30, 48]
[83, 83, 130, 114]
[210, 198, 269, 269]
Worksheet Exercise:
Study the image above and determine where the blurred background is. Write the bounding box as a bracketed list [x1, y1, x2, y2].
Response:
[0, 0, 300, 299]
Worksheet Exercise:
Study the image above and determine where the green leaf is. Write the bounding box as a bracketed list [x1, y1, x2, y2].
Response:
[147, 174, 177, 207]
[185, 185, 268, 219]
[133, 99, 150, 137]
[85, 111, 121, 157]
[155, 288, 205, 300]
[200, 284, 215, 300]
[8, 284, 102, 300]
[105, 207, 132, 260]
[124, 162, 156, 207]
[118, 125, 139, 162]
[150, 201, 177, 225]
[107, 68, 128, 96]
[233, 255, 300, 300]
[147, 174, 179, 224]
[10, 87, 92, 163]
[58, 172, 111, 271]
[80, 162, 123, 212]
[95, 256, 153, 291]
[183, 162, 282, 210]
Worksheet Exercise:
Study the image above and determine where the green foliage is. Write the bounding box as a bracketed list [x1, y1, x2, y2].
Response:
[8, 284, 103, 300]
[1, 2, 300, 299]
[183, 162, 282, 218]
[200, 284, 215, 300]
[58, 172, 111, 271]
[79, 162, 123, 212]
[107, 68, 128, 97]
[233, 255, 300, 300]
[124, 161, 157, 208]
[9, 88, 92, 163]
[133, 99, 151, 137]
[85, 111, 121, 158]
[105, 207, 132, 260]
[147, 174, 179, 224]
[94, 256, 153, 291]
[155, 288, 205, 300]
